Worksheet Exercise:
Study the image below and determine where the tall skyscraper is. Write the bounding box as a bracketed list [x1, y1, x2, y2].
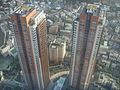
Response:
[10, 6, 50, 90]
[70, 3, 106, 90]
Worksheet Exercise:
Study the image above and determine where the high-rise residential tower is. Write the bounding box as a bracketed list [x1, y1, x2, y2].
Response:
[70, 3, 106, 90]
[10, 6, 50, 90]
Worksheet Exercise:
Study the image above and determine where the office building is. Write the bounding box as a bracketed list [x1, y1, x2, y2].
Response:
[10, 6, 50, 90]
[49, 38, 66, 63]
[70, 3, 106, 90]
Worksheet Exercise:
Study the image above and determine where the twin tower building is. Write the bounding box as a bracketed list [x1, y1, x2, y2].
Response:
[10, 3, 106, 90]
[10, 6, 49, 90]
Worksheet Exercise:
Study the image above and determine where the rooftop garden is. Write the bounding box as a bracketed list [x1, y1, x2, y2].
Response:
[11, 48, 16, 54]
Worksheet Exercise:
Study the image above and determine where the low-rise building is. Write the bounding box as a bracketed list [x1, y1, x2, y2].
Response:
[98, 72, 119, 90]
[54, 21, 64, 30]
[101, 59, 110, 68]
[49, 25, 59, 34]
[0, 45, 11, 56]
[111, 63, 117, 68]
[99, 41, 109, 52]
[115, 25, 120, 33]
[102, 55, 108, 59]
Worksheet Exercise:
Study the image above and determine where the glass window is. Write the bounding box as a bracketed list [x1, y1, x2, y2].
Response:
[80, 27, 84, 29]
[92, 21, 97, 24]
[91, 27, 96, 29]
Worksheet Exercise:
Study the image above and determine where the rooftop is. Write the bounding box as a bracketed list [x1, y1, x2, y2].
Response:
[13, 6, 34, 17]
[65, 23, 72, 30]
[77, 3, 101, 17]
[86, 4, 100, 16]
[50, 42, 65, 48]
[87, 4, 99, 11]
[50, 37, 66, 48]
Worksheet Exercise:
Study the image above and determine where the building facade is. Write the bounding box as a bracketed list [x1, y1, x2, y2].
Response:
[70, 3, 106, 90]
[10, 6, 50, 90]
